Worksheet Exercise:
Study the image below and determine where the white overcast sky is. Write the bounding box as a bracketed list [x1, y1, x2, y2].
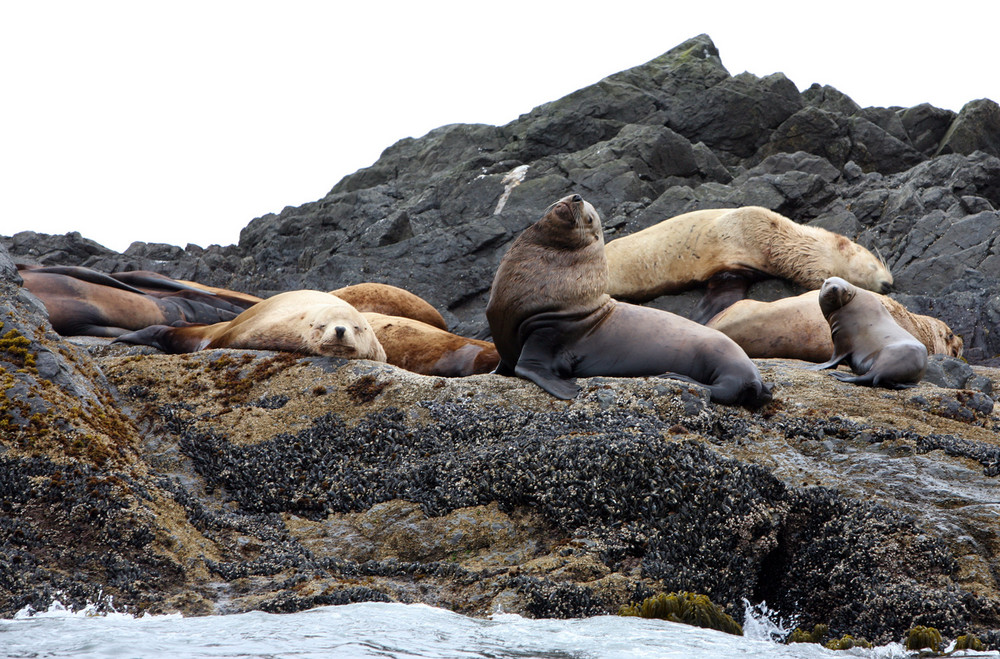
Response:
[2, 1, 997, 253]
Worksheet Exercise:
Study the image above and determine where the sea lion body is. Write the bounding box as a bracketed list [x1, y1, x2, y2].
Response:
[707, 290, 962, 361]
[109, 270, 263, 308]
[811, 277, 927, 388]
[114, 290, 386, 361]
[19, 267, 240, 337]
[605, 206, 893, 320]
[363, 312, 498, 376]
[486, 195, 772, 407]
[331, 283, 447, 330]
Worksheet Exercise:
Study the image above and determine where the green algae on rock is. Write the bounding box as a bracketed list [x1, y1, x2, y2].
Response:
[904, 625, 943, 651]
[619, 591, 743, 636]
[823, 634, 872, 650]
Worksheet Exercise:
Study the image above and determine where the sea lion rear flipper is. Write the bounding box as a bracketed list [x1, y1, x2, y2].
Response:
[113, 324, 209, 353]
[514, 330, 579, 399]
[692, 269, 761, 325]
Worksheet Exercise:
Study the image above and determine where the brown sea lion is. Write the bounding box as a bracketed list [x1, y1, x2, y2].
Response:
[604, 206, 893, 322]
[810, 277, 927, 388]
[485, 194, 772, 407]
[331, 283, 447, 330]
[110, 270, 262, 308]
[707, 290, 962, 361]
[18, 266, 241, 337]
[113, 290, 386, 361]
[362, 312, 498, 376]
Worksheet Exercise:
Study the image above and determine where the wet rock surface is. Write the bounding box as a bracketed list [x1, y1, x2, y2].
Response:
[4, 339, 1000, 644]
[3, 33, 1000, 647]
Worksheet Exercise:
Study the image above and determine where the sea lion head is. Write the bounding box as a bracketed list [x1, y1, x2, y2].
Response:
[306, 306, 386, 361]
[818, 276, 858, 317]
[834, 236, 894, 294]
[534, 194, 604, 251]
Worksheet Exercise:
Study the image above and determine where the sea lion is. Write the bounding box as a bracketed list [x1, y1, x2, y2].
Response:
[113, 290, 386, 361]
[604, 206, 893, 322]
[110, 270, 263, 308]
[18, 266, 241, 337]
[362, 312, 498, 376]
[707, 290, 962, 361]
[810, 277, 928, 388]
[331, 283, 447, 330]
[486, 194, 772, 407]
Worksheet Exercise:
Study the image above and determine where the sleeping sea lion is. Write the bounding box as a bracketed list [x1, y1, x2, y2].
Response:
[18, 266, 241, 337]
[707, 290, 962, 361]
[113, 290, 386, 361]
[363, 312, 498, 376]
[604, 206, 893, 322]
[331, 283, 447, 330]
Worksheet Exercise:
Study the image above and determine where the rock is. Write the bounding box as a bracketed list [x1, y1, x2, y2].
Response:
[937, 98, 1000, 158]
[900, 103, 957, 155]
[3, 34, 1000, 646]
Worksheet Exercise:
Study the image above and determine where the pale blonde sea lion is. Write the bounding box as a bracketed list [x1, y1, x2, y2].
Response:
[707, 290, 962, 361]
[604, 206, 893, 321]
[113, 290, 386, 361]
[485, 194, 772, 407]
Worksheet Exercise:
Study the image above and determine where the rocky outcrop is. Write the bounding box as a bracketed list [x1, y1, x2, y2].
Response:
[4, 304, 1000, 643]
[5, 34, 999, 362]
[3, 34, 1000, 645]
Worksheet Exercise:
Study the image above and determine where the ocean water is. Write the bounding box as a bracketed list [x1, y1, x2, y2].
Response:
[0, 598, 976, 659]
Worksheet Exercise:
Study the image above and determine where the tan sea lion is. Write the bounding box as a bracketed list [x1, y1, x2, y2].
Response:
[485, 194, 772, 407]
[18, 266, 242, 337]
[604, 206, 893, 322]
[363, 312, 498, 376]
[331, 283, 447, 330]
[707, 290, 962, 361]
[113, 290, 386, 361]
[810, 277, 927, 388]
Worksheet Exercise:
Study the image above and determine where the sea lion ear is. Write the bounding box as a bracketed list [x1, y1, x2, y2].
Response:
[836, 235, 852, 253]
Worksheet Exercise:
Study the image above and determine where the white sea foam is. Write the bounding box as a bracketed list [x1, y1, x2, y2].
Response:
[0, 598, 988, 659]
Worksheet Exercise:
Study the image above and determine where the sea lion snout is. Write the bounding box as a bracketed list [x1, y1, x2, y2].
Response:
[552, 195, 583, 224]
[335, 325, 346, 339]
[880, 281, 893, 294]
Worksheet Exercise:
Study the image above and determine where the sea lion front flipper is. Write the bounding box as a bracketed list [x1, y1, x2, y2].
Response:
[809, 353, 848, 371]
[514, 329, 579, 399]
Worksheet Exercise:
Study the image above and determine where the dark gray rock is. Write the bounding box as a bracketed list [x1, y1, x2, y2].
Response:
[900, 103, 957, 155]
[937, 98, 1000, 158]
[802, 83, 862, 115]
